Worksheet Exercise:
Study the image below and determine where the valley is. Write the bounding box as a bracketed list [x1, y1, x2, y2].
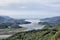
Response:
[0, 16, 60, 40]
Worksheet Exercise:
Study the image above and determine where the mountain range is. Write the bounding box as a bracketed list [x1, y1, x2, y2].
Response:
[38, 16, 60, 29]
[40, 16, 60, 24]
[0, 16, 31, 28]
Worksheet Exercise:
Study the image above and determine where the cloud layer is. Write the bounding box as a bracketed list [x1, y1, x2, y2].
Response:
[0, 0, 60, 7]
[0, 0, 60, 18]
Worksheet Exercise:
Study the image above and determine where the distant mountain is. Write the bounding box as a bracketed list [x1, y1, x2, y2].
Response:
[0, 16, 13, 23]
[40, 16, 60, 24]
[0, 16, 31, 29]
[0, 16, 31, 24]
[38, 16, 60, 29]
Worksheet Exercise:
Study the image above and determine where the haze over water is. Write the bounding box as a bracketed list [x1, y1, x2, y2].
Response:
[20, 19, 45, 30]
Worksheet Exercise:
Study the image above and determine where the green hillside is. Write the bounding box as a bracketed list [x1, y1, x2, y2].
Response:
[2, 26, 60, 40]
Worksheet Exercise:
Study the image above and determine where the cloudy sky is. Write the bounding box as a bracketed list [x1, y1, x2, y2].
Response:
[0, 0, 60, 19]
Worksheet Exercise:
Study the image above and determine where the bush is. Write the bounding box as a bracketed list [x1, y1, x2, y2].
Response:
[51, 32, 60, 40]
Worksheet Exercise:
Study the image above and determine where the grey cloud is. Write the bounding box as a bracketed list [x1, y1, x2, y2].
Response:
[0, 3, 60, 11]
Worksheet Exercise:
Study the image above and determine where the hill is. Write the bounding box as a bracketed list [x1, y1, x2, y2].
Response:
[40, 16, 60, 24]
[1, 16, 60, 40]
[39, 16, 60, 29]
[3, 25, 60, 40]
[0, 16, 31, 28]
[2, 29, 57, 40]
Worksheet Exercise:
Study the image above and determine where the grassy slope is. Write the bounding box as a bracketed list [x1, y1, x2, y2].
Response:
[1, 26, 60, 40]
[51, 26, 60, 40]
[2, 29, 57, 40]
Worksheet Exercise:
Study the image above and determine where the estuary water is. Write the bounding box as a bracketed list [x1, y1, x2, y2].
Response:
[0, 35, 12, 38]
[19, 19, 45, 30]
